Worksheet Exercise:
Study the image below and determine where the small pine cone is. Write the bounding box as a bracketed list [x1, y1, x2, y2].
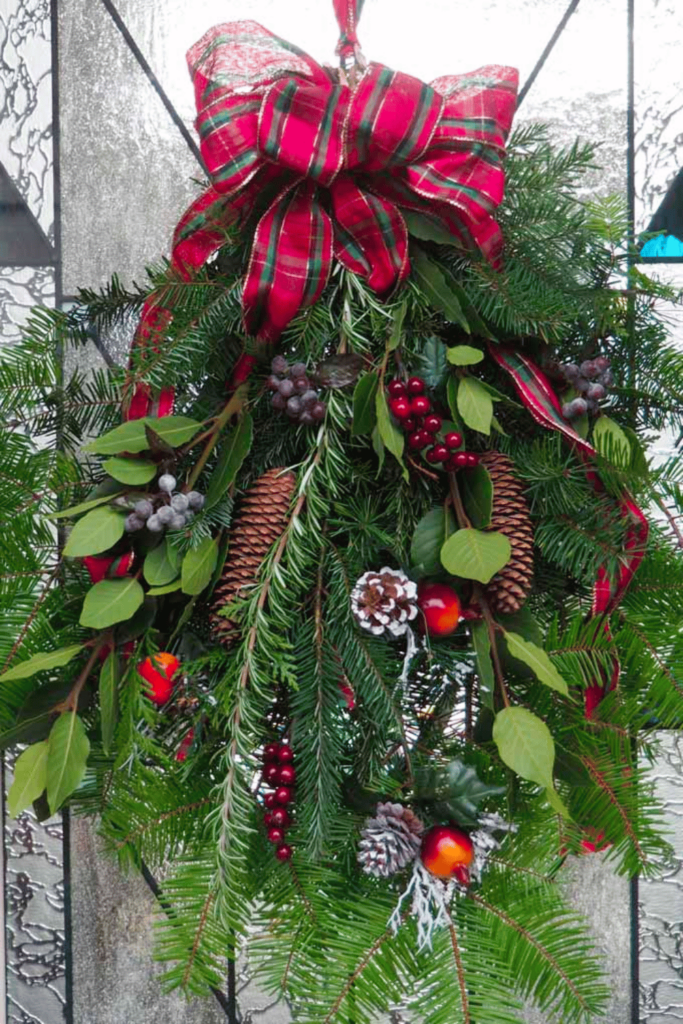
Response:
[351, 568, 418, 637]
[358, 802, 424, 878]
[480, 452, 534, 615]
[211, 468, 296, 645]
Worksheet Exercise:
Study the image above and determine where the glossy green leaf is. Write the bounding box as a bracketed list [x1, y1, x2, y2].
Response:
[503, 632, 569, 696]
[99, 653, 119, 756]
[404, 211, 460, 246]
[456, 377, 493, 434]
[181, 537, 219, 596]
[594, 415, 631, 468]
[8, 741, 49, 817]
[546, 786, 571, 818]
[102, 457, 157, 485]
[147, 581, 183, 596]
[80, 578, 145, 628]
[470, 620, 495, 707]
[352, 372, 379, 436]
[412, 250, 470, 330]
[441, 528, 511, 583]
[410, 507, 456, 577]
[148, 415, 203, 448]
[85, 419, 149, 455]
[388, 301, 407, 351]
[63, 506, 126, 558]
[48, 492, 125, 520]
[143, 539, 179, 586]
[447, 345, 484, 366]
[493, 706, 555, 790]
[375, 389, 407, 478]
[46, 712, 90, 813]
[1, 644, 83, 682]
[206, 414, 254, 509]
[460, 464, 493, 528]
[446, 376, 464, 429]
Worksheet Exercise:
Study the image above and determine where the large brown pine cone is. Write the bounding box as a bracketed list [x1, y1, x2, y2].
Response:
[211, 468, 296, 646]
[480, 452, 534, 615]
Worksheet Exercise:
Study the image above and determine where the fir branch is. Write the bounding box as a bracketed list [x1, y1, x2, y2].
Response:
[448, 922, 471, 1024]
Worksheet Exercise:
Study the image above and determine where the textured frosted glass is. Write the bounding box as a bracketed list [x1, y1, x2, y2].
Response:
[0, 266, 54, 344]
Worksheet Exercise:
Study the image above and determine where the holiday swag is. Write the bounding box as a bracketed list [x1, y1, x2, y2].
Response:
[2, 1, 682, 1020]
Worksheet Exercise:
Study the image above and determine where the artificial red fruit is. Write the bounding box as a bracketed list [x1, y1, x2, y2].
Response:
[387, 379, 407, 398]
[421, 824, 474, 880]
[425, 447, 441, 464]
[267, 827, 285, 844]
[423, 414, 442, 434]
[450, 452, 470, 469]
[263, 743, 280, 762]
[408, 431, 428, 450]
[466, 453, 480, 468]
[431, 444, 449, 462]
[410, 395, 431, 416]
[137, 652, 180, 706]
[276, 745, 294, 763]
[277, 765, 296, 786]
[270, 808, 291, 828]
[176, 727, 195, 763]
[275, 843, 293, 861]
[263, 763, 280, 784]
[264, 792, 277, 810]
[580, 830, 610, 854]
[444, 431, 463, 450]
[407, 376, 426, 395]
[401, 416, 418, 433]
[389, 397, 411, 419]
[274, 786, 294, 805]
[417, 582, 462, 637]
[264, 811, 274, 826]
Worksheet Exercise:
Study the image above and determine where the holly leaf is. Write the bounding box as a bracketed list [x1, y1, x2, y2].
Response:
[460, 464, 493, 528]
[447, 345, 484, 366]
[352, 372, 379, 436]
[412, 250, 470, 331]
[46, 712, 90, 813]
[456, 377, 493, 435]
[63, 506, 126, 558]
[503, 632, 569, 696]
[8, 742, 49, 817]
[99, 653, 119, 756]
[593, 415, 631, 469]
[181, 537, 219, 596]
[102, 457, 157, 485]
[441, 528, 511, 584]
[375, 389, 407, 479]
[144, 539, 179, 586]
[414, 335, 449, 390]
[1, 644, 83, 681]
[80, 578, 145, 628]
[206, 414, 254, 509]
[415, 758, 505, 827]
[410, 506, 456, 577]
[470, 620, 495, 707]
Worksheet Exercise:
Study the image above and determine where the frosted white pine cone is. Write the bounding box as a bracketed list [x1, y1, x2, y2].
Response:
[358, 801, 424, 878]
[351, 568, 418, 637]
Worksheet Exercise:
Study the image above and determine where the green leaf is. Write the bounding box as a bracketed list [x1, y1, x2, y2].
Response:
[99, 653, 119, 756]
[1, 644, 83, 681]
[206, 414, 254, 509]
[446, 376, 464, 429]
[80, 578, 145, 628]
[441, 528, 511, 584]
[63, 506, 126, 557]
[410, 507, 456, 577]
[503, 632, 569, 696]
[143, 539, 179, 586]
[546, 786, 571, 818]
[404, 211, 460, 246]
[147, 415, 203, 448]
[147, 581, 183, 596]
[470, 620, 495, 707]
[85, 419, 149, 455]
[456, 377, 493, 434]
[46, 712, 90, 814]
[8, 742, 49, 817]
[412, 250, 470, 330]
[181, 537, 219, 596]
[447, 345, 484, 366]
[493, 706, 555, 790]
[388, 301, 407, 351]
[414, 335, 449, 390]
[371, 424, 385, 472]
[375, 389, 407, 479]
[48, 491, 125, 520]
[102, 457, 157, 485]
[352, 372, 379, 436]
[415, 758, 505, 827]
[460, 464, 493, 528]
[593, 415, 631, 468]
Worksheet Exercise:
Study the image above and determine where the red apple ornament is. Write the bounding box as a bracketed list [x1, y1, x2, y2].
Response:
[417, 582, 462, 637]
[421, 824, 474, 883]
[137, 652, 180, 706]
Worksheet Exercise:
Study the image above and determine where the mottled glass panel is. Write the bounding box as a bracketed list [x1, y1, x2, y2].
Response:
[642, 267, 683, 466]
[0, 266, 55, 345]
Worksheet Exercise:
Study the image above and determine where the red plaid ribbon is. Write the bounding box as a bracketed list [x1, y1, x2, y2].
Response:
[490, 346, 649, 715]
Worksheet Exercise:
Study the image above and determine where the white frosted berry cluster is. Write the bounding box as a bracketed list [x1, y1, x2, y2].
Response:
[123, 474, 205, 534]
[560, 356, 613, 420]
[267, 355, 326, 425]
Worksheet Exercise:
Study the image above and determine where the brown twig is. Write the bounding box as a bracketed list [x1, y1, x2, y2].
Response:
[52, 634, 111, 714]
[449, 922, 471, 1024]
[654, 494, 683, 550]
[187, 386, 249, 489]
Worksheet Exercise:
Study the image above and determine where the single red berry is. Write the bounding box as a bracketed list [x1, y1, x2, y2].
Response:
[402, 416, 418, 433]
[274, 786, 294, 805]
[263, 743, 279, 762]
[264, 811, 274, 826]
[431, 444, 449, 462]
[444, 431, 463, 450]
[425, 447, 441, 464]
[451, 451, 470, 469]
[137, 652, 180, 706]
[407, 376, 426, 395]
[176, 727, 195, 763]
[267, 827, 285, 844]
[275, 843, 293, 862]
[264, 792, 277, 810]
[270, 808, 291, 828]
[389, 397, 411, 419]
[410, 395, 431, 416]
[278, 765, 296, 786]
[263, 763, 280, 784]
[276, 745, 294, 764]
[421, 824, 474, 879]
[466, 453, 480, 468]
[423, 414, 442, 434]
[387, 379, 407, 398]
[417, 581, 462, 637]
[408, 431, 428, 450]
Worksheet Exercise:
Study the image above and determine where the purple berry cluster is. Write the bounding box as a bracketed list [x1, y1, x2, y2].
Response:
[267, 356, 326, 426]
[560, 356, 613, 421]
[122, 473, 205, 534]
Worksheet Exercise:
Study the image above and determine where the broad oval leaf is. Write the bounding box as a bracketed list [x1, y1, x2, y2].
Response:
[146, 415, 203, 448]
[503, 632, 569, 696]
[352, 372, 379, 436]
[441, 528, 511, 584]
[404, 211, 460, 246]
[375, 389, 407, 478]
[99, 653, 119, 756]
[85, 419, 149, 455]
[144, 539, 179, 586]
[388, 301, 407, 351]
[181, 537, 219, 596]
[410, 507, 456, 577]
[63, 506, 126, 558]
[102, 457, 157, 485]
[456, 377, 493, 435]
[46, 712, 90, 814]
[593, 415, 631, 469]
[447, 345, 484, 366]
[8, 741, 49, 818]
[206, 414, 254, 509]
[1, 644, 83, 682]
[80, 578, 145, 628]
[470, 620, 495, 708]
[147, 581, 183, 596]
[493, 706, 555, 790]
[460, 464, 493, 528]
[411, 250, 470, 331]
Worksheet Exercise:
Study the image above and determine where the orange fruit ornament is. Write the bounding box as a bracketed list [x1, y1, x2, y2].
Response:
[421, 824, 474, 883]
[137, 652, 180, 706]
[417, 582, 462, 636]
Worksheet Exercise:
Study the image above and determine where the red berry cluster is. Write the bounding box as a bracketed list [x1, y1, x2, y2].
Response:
[261, 742, 295, 861]
[387, 377, 480, 471]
